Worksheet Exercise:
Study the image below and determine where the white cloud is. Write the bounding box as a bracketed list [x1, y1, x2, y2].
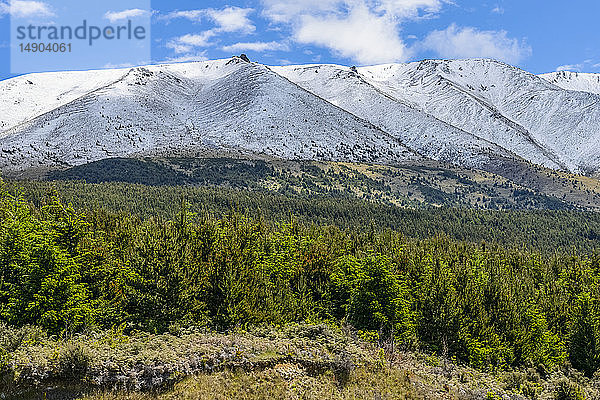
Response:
[161, 7, 256, 58]
[373, 0, 445, 19]
[555, 60, 600, 72]
[421, 24, 531, 64]
[178, 33, 214, 46]
[161, 10, 203, 21]
[556, 64, 583, 72]
[167, 32, 216, 54]
[260, 0, 444, 64]
[261, 0, 339, 23]
[492, 6, 504, 14]
[161, 7, 255, 34]
[206, 7, 255, 34]
[222, 41, 289, 53]
[296, 5, 409, 64]
[104, 8, 149, 23]
[0, 0, 54, 18]
[103, 62, 135, 69]
[166, 42, 193, 54]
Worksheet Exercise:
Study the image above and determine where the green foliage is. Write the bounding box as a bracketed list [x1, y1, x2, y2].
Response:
[0, 188, 101, 333]
[568, 293, 600, 376]
[517, 306, 567, 368]
[553, 378, 586, 400]
[9, 179, 600, 255]
[329, 255, 415, 344]
[1, 180, 600, 377]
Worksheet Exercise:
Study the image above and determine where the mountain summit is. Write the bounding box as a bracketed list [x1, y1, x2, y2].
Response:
[1, 57, 599, 178]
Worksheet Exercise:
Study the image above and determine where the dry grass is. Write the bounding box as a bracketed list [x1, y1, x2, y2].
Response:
[85, 367, 419, 400]
[3, 324, 599, 400]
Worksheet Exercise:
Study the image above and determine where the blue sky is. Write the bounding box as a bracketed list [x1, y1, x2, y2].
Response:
[1, 0, 599, 80]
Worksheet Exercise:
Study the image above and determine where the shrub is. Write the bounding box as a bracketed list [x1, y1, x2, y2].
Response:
[328, 255, 415, 345]
[553, 378, 585, 400]
[57, 342, 90, 380]
[568, 293, 599, 377]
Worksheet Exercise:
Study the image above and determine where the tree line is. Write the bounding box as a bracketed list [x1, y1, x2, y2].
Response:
[1, 181, 600, 376]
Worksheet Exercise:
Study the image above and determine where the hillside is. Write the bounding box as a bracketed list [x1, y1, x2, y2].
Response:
[272, 64, 523, 172]
[355, 59, 600, 175]
[36, 156, 600, 211]
[1, 57, 600, 180]
[8, 175, 600, 254]
[3, 323, 596, 400]
[540, 71, 600, 95]
[0, 57, 418, 177]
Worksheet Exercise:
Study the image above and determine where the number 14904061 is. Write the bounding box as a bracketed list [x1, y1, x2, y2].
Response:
[20, 43, 72, 53]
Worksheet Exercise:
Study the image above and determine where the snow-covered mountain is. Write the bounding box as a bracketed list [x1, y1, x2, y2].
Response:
[540, 71, 600, 95]
[0, 58, 418, 175]
[0, 68, 126, 132]
[274, 63, 553, 172]
[1, 56, 600, 178]
[354, 59, 600, 175]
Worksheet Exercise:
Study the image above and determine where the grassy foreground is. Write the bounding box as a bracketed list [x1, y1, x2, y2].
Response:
[1, 323, 596, 400]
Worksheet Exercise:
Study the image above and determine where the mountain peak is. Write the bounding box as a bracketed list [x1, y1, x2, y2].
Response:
[1, 57, 600, 178]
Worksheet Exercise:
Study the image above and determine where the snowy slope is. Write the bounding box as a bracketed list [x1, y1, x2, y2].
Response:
[358, 59, 600, 175]
[0, 69, 127, 133]
[1, 57, 600, 178]
[274, 64, 556, 171]
[540, 71, 600, 95]
[0, 58, 419, 175]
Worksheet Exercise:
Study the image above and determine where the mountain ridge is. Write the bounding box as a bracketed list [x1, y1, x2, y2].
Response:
[540, 70, 600, 95]
[0, 58, 420, 176]
[354, 59, 600, 174]
[1, 56, 600, 181]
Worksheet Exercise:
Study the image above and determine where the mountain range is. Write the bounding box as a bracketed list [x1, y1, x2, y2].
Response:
[1, 55, 600, 209]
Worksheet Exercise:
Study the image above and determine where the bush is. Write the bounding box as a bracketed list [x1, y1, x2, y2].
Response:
[568, 293, 599, 376]
[328, 255, 415, 345]
[0, 190, 100, 333]
[0, 323, 46, 353]
[57, 342, 90, 379]
[553, 378, 585, 400]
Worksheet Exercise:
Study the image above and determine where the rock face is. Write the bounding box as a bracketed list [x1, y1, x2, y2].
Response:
[1, 57, 600, 177]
